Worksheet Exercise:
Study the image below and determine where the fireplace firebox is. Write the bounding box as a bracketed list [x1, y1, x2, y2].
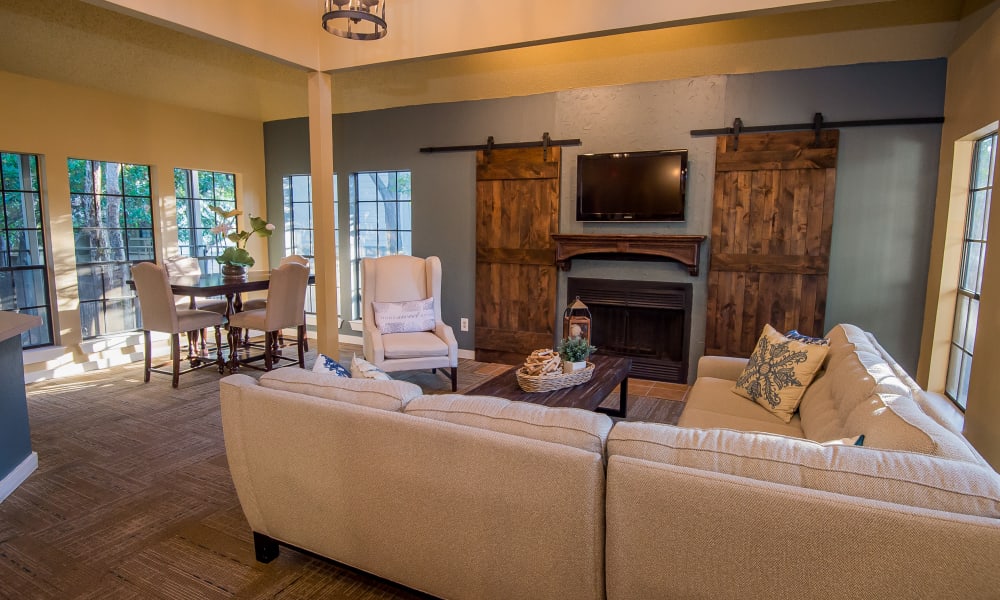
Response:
[567, 278, 692, 383]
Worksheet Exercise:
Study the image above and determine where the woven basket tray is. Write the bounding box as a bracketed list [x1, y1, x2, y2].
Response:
[516, 362, 594, 393]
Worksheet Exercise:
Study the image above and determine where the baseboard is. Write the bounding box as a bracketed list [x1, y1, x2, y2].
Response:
[0, 452, 37, 504]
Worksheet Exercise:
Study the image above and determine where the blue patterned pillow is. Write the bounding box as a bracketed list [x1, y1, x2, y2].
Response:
[312, 353, 351, 378]
[785, 329, 830, 346]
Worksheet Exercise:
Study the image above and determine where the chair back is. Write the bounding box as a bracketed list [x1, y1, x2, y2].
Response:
[131, 262, 179, 333]
[263, 262, 310, 331]
[361, 255, 443, 327]
[280, 254, 310, 267]
[164, 255, 203, 277]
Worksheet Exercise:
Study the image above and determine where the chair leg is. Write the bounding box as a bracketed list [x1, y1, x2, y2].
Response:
[450, 366, 458, 392]
[215, 326, 225, 373]
[264, 331, 273, 371]
[297, 324, 306, 368]
[228, 326, 241, 373]
[171, 333, 181, 388]
[143, 330, 151, 383]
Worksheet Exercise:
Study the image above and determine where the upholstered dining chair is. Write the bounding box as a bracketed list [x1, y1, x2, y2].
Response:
[227, 261, 310, 372]
[131, 262, 226, 388]
[163, 255, 228, 314]
[362, 255, 459, 391]
[240, 254, 310, 349]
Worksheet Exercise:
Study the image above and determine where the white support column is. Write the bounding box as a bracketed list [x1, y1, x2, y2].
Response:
[308, 71, 339, 358]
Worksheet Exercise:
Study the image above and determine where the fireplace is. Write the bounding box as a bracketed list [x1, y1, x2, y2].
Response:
[567, 278, 692, 383]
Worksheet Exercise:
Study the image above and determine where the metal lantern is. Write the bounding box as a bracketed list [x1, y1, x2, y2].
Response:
[562, 296, 592, 345]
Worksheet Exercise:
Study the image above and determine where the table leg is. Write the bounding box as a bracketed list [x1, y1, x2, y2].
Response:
[596, 376, 627, 418]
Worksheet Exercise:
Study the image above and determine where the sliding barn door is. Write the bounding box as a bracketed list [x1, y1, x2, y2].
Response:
[706, 130, 839, 357]
[475, 147, 560, 364]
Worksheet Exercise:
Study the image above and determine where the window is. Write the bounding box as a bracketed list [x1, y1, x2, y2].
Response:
[350, 170, 411, 318]
[946, 131, 996, 409]
[69, 159, 153, 339]
[283, 174, 333, 316]
[0, 152, 52, 347]
[175, 168, 236, 275]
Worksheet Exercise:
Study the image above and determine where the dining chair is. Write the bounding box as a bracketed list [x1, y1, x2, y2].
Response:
[362, 255, 459, 391]
[164, 255, 229, 354]
[131, 262, 226, 388]
[241, 255, 311, 350]
[227, 262, 310, 373]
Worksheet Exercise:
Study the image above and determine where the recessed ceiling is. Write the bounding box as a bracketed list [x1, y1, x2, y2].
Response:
[0, 0, 980, 121]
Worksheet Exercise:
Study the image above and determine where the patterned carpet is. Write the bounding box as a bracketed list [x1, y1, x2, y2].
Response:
[0, 345, 685, 599]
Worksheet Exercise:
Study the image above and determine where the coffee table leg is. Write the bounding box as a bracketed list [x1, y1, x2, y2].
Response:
[596, 377, 628, 418]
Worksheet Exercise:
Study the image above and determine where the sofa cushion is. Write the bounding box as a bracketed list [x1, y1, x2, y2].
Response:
[799, 336, 981, 463]
[733, 324, 828, 423]
[259, 368, 421, 411]
[404, 394, 613, 455]
[608, 422, 1000, 518]
[680, 377, 804, 437]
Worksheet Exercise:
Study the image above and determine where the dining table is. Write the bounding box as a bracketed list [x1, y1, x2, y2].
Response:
[168, 271, 315, 316]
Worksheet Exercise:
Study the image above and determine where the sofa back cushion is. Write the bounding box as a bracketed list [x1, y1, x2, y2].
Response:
[798, 325, 981, 463]
[259, 368, 422, 411]
[405, 394, 613, 455]
[608, 422, 1000, 518]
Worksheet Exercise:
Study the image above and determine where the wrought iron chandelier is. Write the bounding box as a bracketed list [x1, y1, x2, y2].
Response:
[322, 0, 387, 40]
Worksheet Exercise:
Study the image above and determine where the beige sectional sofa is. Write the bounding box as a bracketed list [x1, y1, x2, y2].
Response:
[219, 324, 1000, 600]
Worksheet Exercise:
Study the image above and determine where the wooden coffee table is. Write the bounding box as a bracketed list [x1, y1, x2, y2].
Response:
[464, 354, 632, 417]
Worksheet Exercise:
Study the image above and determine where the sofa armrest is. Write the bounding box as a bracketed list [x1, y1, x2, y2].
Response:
[696, 355, 748, 381]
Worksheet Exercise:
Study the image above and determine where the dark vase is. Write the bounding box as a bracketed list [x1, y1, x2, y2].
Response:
[221, 263, 248, 280]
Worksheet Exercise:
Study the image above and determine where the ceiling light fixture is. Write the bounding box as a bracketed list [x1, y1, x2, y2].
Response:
[322, 0, 387, 40]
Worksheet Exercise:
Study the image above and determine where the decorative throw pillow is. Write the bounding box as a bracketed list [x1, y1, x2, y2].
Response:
[351, 354, 392, 381]
[733, 324, 829, 423]
[785, 329, 831, 346]
[372, 298, 436, 334]
[312, 353, 351, 378]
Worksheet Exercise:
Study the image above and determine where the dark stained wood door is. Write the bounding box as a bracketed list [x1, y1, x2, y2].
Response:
[475, 147, 560, 364]
[706, 130, 839, 357]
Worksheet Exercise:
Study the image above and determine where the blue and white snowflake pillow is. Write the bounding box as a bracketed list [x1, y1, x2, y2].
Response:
[312, 353, 351, 378]
[785, 329, 830, 346]
[733, 324, 829, 423]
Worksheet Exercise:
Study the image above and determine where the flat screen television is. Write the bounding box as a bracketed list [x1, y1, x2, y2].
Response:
[576, 149, 688, 221]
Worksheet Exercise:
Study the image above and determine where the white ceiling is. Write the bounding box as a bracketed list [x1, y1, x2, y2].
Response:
[0, 0, 982, 121]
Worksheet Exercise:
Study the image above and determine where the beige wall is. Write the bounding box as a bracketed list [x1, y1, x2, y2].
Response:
[0, 70, 268, 377]
[919, 2, 1000, 467]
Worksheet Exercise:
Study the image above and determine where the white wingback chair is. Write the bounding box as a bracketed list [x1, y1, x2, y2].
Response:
[362, 255, 459, 391]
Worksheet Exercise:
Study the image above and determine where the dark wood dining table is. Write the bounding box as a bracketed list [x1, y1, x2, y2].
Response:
[167, 271, 315, 316]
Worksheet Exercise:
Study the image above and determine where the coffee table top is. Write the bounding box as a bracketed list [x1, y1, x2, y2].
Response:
[464, 353, 631, 412]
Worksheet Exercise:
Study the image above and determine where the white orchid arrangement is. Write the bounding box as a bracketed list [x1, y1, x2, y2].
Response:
[209, 206, 275, 267]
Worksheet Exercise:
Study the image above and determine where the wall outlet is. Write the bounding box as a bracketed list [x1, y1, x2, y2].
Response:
[460, 318, 469, 332]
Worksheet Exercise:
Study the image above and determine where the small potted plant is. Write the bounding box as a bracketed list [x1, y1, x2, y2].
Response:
[557, 336, 597, 373]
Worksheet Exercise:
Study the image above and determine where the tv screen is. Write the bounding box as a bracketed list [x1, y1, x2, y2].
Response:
[576, 150, 687, 221]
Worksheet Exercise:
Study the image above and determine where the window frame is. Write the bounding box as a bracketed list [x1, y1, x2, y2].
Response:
[0, 151, 53, 348]
[69, 158, 154, 340]
[945, 130, 996, 409]
[349, 170, 412, 319]
[174, 168, 237, 275]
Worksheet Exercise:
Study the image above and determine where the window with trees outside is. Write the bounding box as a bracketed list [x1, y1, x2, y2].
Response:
[282, 174, 337, 316]
[350, 170, 411, 318]
[69, 159, 154, 339]
[175, 168, 236, 275]
[946, 130, 996, 409]
[0, 152, 52, 347]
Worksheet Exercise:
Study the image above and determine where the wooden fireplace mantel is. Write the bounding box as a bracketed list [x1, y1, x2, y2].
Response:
[551, 234, 706, 276]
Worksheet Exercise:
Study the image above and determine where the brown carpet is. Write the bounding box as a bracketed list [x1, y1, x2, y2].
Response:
[1, 346, 685, 599]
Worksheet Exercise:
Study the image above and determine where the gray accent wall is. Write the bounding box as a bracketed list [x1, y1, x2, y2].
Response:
[263, 59, 945, 377]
